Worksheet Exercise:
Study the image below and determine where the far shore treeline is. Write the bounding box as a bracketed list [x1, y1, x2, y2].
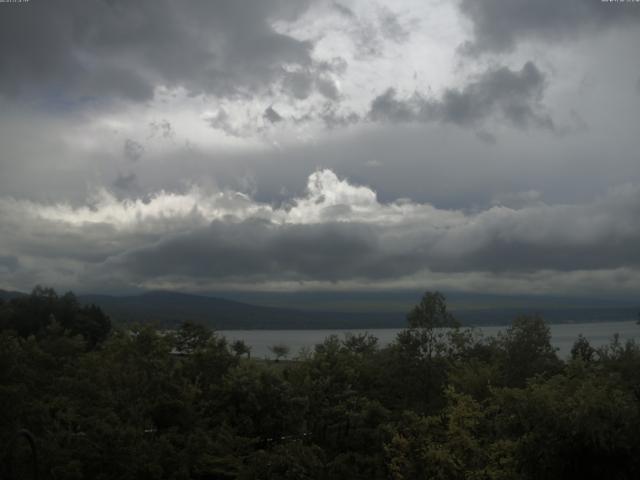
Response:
[3, 287, 638, 330]
[2, 286, 640, 479]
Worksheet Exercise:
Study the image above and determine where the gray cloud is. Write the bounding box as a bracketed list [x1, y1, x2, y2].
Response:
[0, 0, 316, 103]
[369, 89, 417, 123]
[123, 139, 144, 163]
[148, 119, 175, 140]
[282, 71, 315, 100]
[0, 0, 638, 299]
[97, 184, 640, 285]
[491, 190, 542, 209]
[282, 70, 341, 101]
[264, 106, 284, 123]
[320, 108, 360, 129]
[103, 220, 381, 283]
[2, 169, 640, 294]
[288, 103, 360, 129]
[333, 3, 412, 58]
[112, 172, 138, 193]
[0, 255, 19, 274]
[206, 108, 245, 137]
[378, 6, 411, 43]
[315, 76, 341, 101]
[280, 59, 345, 101]
[332, 2, 355, 19]
[370, 61, 553, 130]
[458, 0, 640, 54]
[475, 130, 497, 144]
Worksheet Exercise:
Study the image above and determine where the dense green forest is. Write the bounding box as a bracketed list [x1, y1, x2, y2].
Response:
[2, 287, 640, 479]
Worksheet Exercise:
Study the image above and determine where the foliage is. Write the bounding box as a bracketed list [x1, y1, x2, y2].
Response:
[269, 343, 291, 361]
[172, 321, 213, 354]
[495, 314, 563, 387]
[0, 286, 111, 347]
[1, 288, 639, 479]
[406, 291, 459, 329]
[231, 339, 252, 359]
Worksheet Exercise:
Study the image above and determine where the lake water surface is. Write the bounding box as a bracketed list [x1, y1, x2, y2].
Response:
[221, 321, 640, 359]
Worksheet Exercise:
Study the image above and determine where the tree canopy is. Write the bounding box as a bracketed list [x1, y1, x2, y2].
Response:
[1, 288, 639, 479]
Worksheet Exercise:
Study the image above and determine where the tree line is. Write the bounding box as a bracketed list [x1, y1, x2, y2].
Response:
[1, 287, 640, 479]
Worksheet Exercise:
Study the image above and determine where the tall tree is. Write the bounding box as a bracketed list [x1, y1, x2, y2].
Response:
[407, 291, 459, 329]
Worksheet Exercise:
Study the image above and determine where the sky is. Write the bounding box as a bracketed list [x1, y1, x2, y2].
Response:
[1, 0, 639, 298]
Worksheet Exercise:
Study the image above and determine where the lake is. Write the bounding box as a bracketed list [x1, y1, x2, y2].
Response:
[220, 321, 640, 359]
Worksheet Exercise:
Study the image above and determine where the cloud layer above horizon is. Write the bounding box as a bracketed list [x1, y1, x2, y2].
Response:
[1, 0, 639, 297]
[2, 169, 640, 296]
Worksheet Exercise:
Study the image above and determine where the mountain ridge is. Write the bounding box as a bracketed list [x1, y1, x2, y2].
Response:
[2, 288, 637, 329]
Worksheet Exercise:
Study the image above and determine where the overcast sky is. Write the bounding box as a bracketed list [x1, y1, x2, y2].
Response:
[1, 0, 639, 297]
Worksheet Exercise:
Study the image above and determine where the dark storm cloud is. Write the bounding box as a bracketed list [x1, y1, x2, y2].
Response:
[104, 220, 386, 283]
[458, 0, 640, 54]
[369, 62, 553, 130]
[0, 0, 317, 102]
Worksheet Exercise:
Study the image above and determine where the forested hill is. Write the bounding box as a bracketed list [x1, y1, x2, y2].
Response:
[2, 289, 637, 329]
[0, 289, 26, 301]
[76, 291, 406, 329]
